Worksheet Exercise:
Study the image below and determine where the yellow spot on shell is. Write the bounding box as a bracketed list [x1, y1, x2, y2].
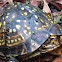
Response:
[0, 40, 2, 42]
[7, 13, 10, 15]
[7, 7, 10, 9]
[35, 15, 38, 19]
[3, 30, 4, 32]
[3, 27, 6, 29]
[9, 29, 12, 33]
[23, 30, 27, 33]
[12, 15, 15, 18]
[15, 39, 17, 42]
[32, 43, 34, 45]
[26, 6, 30, 8]
[2, 40, 3, 41]
[42, 25, 46, 27]
[29, 10, 32, 13]
[22, 36, 24, 40]
[54, 22, 56, 24]
[2, 42, 5, 45]
[40, 19, 44, 23]
[3, 35, 4, 37]
[20, 33, 24, 40]
[18, 38, 21, 41]
[21, 48, 25, 55]
[48, 15, 51, 17]
[38, 28, 41, 30]
[14, 5, 17, 7]
[48, 19, 51, 21]
[3, 17, 4, 20]
[0, 43, 1, 46]
[16, 25, 20, 29]
[24, 20, 26, 23]
[8, 37, 10, 39]
[42, 14, 48, 18]
[34, 9, 37, 11]
[51, 21, 53, 23]
[27, 27, 30, 29]
[8, 41, 10, 43]
[11, 40, 14, 43]
[0, 22, 2, 27]
[35, 27, 37, 30]
[45, 22, 49, 27]
[46, 34, 49, 37]
[21, 14, 24, 16]
[46, 24, 48, 27]
[12, 4, 14, 5]
[21, 7, 24, 10]
[6, 16, 8, 18]
[16, 20, 21, 22]
[3, 21, 6, 25]
[43, 10, 45, 13]
[24, 25, 27, 27]
[29, 32, 31, 35]
[24, 12, 27, 15]
[32, 10, 36, 12]
[13, 29, 16, 32]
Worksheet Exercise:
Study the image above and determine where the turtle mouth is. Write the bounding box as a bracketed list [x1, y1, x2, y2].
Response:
[41, 44, 60, 53]
[42, 44, 60, 48]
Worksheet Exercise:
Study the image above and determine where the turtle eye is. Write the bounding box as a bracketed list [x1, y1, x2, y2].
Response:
[50, 39, 57, 45]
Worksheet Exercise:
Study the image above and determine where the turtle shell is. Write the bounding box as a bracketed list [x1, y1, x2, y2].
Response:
[0, 2, 62, 56]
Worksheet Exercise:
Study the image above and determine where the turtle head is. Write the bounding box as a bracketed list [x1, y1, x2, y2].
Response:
[40, 35, 60, 53]
[40, 35, 62, 55]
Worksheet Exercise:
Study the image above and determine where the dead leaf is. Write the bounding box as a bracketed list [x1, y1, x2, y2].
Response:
[43, 0, 51, 14]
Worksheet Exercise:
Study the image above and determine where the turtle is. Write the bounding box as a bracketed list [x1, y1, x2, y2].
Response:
[0, 1, 62, 61]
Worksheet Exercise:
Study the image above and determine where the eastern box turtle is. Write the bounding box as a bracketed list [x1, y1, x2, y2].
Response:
[0, 1, 62, 61]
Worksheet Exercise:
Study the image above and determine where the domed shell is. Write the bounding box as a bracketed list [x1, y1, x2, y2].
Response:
[0, 2, 62, 56]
